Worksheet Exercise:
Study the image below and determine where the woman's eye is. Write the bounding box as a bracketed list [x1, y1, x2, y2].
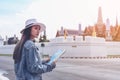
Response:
[33, 26, 40, 30]
[35, 27, 37, 29]
[34, 27, 38, 30]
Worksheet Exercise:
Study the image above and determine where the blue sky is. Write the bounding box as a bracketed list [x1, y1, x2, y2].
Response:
[0, 0, 32, 40]
[0, 0, 31, 15]
[0, 0, 120, 40]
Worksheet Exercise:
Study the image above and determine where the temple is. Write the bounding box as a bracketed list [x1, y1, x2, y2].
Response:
[56, 6, 120, 41]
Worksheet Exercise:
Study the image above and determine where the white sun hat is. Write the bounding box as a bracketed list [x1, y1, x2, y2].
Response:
[20, 18, 46, 33]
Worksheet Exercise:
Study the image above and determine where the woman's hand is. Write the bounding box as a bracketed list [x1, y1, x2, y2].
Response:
[42, 57, 50, 64]
[51, 61, 56, 69]
[45, 57, 50, 63]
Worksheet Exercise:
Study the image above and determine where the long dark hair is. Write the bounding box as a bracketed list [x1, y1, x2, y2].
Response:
[13, 27, 31, 63]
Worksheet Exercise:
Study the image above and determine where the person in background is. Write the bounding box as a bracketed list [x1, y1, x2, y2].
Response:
[13, 18, 56, 80]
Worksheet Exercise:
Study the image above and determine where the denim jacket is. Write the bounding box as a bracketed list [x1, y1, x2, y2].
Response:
[14, 40, 56, 80]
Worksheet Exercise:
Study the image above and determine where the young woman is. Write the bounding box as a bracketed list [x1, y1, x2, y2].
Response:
[13, 19, 56, 80]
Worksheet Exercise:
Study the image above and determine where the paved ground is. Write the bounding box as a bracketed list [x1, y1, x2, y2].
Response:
[0, 56, 15, 80]
[1, 56, 120, 80]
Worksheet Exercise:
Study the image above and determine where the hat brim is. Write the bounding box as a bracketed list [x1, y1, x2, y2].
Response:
[20, 23, 46, 34]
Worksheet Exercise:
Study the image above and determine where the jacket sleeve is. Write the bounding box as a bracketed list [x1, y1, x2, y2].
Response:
[25, 45, 55, 74]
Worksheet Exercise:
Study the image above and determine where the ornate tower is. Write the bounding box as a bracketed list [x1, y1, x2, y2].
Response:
[105, 18, 112, 41]
[113, 16, 120, 41]
[97, 7, 103, 24]
[116, 16, 118, 27]
[96, 7, 105, 37]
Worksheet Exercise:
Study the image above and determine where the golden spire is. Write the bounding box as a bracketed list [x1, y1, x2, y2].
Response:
[64, 29, 67, 39]
[92, 26, 96, 37]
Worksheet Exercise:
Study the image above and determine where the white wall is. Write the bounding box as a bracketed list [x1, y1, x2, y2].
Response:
[38, 36, 107, 57]
[0, 39, 3, 45]
[106, 42, 120, 55]
[0, 45, 15, 54]
[0, 36, 120, 58]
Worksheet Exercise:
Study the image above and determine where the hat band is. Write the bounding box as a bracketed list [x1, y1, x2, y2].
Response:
[25, 23, 34, 28]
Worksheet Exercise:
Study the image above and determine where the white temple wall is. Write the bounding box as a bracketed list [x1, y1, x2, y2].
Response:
[0, 36, 120, 58]
[106, 42, 120, 55]
[0, 45, 15, 54]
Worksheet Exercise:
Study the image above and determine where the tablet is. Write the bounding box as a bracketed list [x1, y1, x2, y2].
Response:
[47, 49, 66, 64]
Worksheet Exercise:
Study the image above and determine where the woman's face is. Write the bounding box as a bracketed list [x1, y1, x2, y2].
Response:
[30, 25, 41, 39]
